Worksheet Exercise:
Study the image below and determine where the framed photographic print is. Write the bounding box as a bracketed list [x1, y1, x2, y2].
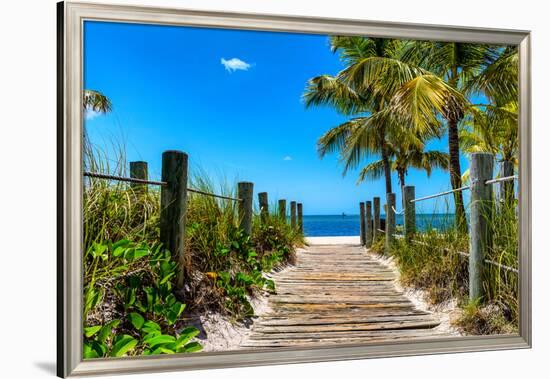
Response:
[57, 1, 531, 377]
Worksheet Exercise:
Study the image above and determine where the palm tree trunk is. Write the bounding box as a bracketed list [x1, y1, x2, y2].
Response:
[381, 142, 392, 194]
[448, 117, 467, 231]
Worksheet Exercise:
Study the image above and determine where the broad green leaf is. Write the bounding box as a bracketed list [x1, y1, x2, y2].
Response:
[182, 342, 203, 353]
[128, 312, 144, 330]
[142, 320, 161, 334]
[98, 319, 120, 343]
[112, 239, 131, 250]
[159, 272, 175, 285]
[143, 334, 176, 348]
[112, 246, 126, 258]
[151, 347, 175, 355]
[91, 340, 107, 357]
[83, 342, 99, 359]
[172, 327, 200, 349]
[110, 335, 138, 357]
[84, 325, 102, 338]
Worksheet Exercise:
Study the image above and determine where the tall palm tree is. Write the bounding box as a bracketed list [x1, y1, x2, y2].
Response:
[324, 40, 467, 228]
[397, 42, 505, 227]
[304, 37, 426, 194]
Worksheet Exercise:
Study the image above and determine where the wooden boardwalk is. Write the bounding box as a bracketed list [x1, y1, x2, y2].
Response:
[241, 242, 447, 348]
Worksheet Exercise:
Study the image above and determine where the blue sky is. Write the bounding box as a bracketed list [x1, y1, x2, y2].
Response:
[84, 21, 472, 215]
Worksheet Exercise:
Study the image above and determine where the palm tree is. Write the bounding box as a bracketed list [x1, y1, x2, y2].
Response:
[460, 46, 519, 204]
[357, 127, 449, 201]
[397, 42, 508, 227]
[304, 37, 420, 194]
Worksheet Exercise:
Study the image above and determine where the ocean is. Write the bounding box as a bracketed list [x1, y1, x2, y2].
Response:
[302, 214, 455, 237]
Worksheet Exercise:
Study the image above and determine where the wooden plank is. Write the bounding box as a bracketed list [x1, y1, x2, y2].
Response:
[241, 242, 448, 348]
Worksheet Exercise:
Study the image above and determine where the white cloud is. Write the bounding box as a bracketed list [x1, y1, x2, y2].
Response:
[85, 109, 101, 120]
[221, 57, 252, 72]
[283, 156, 292, 161]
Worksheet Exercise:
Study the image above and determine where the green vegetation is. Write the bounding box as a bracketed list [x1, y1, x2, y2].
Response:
[305, 37, 519, 335]
[83, 147, 303, 357]
[370, 201, 518, 334]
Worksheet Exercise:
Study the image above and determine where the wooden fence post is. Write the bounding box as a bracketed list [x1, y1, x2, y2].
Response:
[403, 186, 416, 241]
[160, 151, 188, 288]
[297, 203, 303, 234]
[290, 201, 297, 229]
[359, 202, 366, 245]
[366, 201, 373, 248]
[130, 161, 148, 193]
[258, 192, 269, 222]
[500, 160, 514, 206]
[278, 199, 287, 222]
[373, 197, 380, 241]
[469, 152, 494, 302]
[238, 182, 254, 236]
[385, 193, 396, 255]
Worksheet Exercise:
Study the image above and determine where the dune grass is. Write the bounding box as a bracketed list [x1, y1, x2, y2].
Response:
[371, 199, 518, 335]
[82, 147, 303, 357]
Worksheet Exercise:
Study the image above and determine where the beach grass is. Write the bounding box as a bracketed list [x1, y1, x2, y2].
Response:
[373, 200, 518, 335]
[82, 146, 303, 357]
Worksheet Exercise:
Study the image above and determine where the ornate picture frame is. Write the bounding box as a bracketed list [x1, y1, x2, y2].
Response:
[57, 1, 531, 377]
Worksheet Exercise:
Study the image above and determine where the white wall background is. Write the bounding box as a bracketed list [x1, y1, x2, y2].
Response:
[0, 0, 546, 377]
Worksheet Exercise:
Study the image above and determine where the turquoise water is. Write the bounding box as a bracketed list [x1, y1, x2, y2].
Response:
[302, 214, 455, 237]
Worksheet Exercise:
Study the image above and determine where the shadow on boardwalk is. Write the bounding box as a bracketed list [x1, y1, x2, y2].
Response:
[241, 239, 450, 348]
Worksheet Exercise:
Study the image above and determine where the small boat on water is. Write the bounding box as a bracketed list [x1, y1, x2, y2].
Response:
[342, 212, 346, 218]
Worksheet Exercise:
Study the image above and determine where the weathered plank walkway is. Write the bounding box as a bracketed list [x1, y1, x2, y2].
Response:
[241, 242, 448, 348]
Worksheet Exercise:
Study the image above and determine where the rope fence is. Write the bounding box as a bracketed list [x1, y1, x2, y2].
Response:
[358, 153, 519, 302]
[84, 150, 304, 288]
[84, 171, 242, 202]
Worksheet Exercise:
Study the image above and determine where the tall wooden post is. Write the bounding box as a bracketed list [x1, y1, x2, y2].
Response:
[130, 161, 148, 193]
[359, 202, 366, 246]
[385, 193, 396, 255]
[160, 151, 188, 288]
[258, 192, 269, 222]
[403, 186, 416, 241]
[238, 182, 254, 236]
[469, 153, 494, 302]
[500, 160, 514, 206]
[290, 201, 297, 229]
[373, 197, 380, 241]
[365, 201, 373, 248]
[297, 203, 303, 234]
[278, 199, 287, 222]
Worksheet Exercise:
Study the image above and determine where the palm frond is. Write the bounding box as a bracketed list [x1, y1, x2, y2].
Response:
[390, 74, 469, 131]
[83, 89, 112, 113]
[303, 75, 368, 114]
[357, 159, 386, 183]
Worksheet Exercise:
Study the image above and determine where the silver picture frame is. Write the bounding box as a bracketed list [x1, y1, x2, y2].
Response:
[57, 1, 532, 377]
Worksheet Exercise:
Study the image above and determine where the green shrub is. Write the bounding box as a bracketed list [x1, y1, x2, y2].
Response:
[83, 239, 202, 358]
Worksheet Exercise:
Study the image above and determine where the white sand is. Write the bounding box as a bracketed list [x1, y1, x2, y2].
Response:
[368, 250, 463, 336]
[306, 236, 360, 245]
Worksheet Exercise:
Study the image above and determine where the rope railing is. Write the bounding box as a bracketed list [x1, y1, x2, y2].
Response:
[85, 151, 303, 287]
[391, 206, 404, 215]
[484, 175, 518, 185]
[84, 171, 242, 202]
[410, 175, 517, 204]
[410, 239, 518, 273]
[410, 185, 470, 203]
[360, 154, 519, 303]
[187, 188, 242, 202]
[84, 171, 167, 186]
